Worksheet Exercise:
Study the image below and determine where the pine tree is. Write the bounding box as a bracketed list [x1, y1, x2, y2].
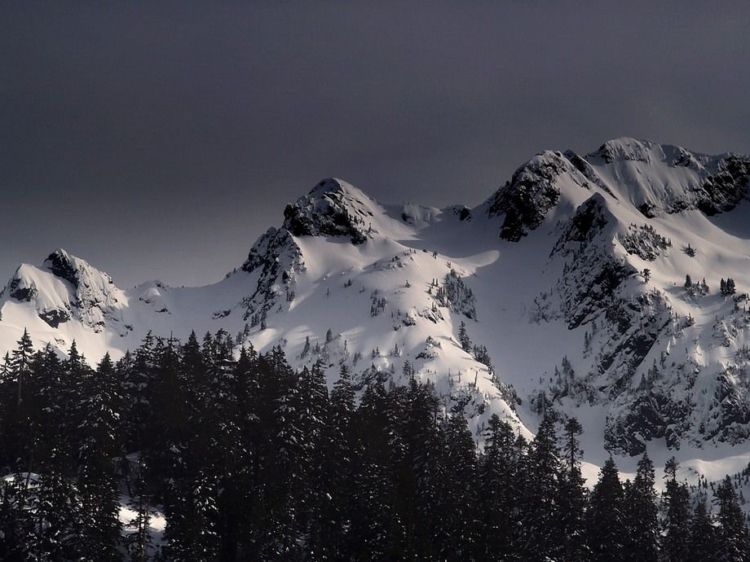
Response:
[119, 332, 157, 453]
[150, 335, 189, 499]
[231, 346, 262, 558]
[0, 473, 31, 561]
[623, 451, 659, 562]
[11, 329, 33, 410]
[76, 353, 122, 561]
[309, 364, 357, 560]
[258, 349, 311, 559]
[559, 417, 587, 561]
[727, 278, 736, 294]
[458, 321, 472, 352]
[714, 476, 748, 562]
[57, 342, 93, 478]
[209, 346, 247, 562]
[2, 331, 35, 470]
[519, 414, 562, 560]
[478, 414, 519, 559]
[161, 333, 222, 561]
[397, 379, 442, 559]
[295, 360, 329, 537]
[26, 346, 62, 466]
[720, 278, 737, 296]
[687, 497, 720, 562]
[32, 452, 81, 560]
[351, 377, 399, 559]
[125, 459, 153, 562]
[662, 457, 691, 562]
[435, 409, 479, 560]
[586, 457, 626, 562]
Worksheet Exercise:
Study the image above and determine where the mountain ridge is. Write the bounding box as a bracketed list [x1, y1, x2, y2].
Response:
[3, 137, 750, 478]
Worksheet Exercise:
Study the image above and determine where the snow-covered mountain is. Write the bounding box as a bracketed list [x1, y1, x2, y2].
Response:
[3, 137, 750, 478]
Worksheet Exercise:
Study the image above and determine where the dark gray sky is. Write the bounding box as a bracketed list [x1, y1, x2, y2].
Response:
[2, 1, 749, 287]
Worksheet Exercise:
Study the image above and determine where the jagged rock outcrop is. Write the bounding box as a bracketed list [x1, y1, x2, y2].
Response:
[240, 227, 305, 325]
[552, 194, 635, 330]
[587, 138, 750, 217]
[487, 151, 573, 241]
[282, 178, 379, 244]
[1, 249, 125, 331]
[695, 156, 750, 215]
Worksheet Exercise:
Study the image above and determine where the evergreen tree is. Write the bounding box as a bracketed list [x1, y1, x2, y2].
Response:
[10, 329, 33, 410]
[458, 321, 472, 352]
[687, 498, 720, 562]
[259, 350, 311, 559]
[161, 333, 221, 561]
[231, 345, 262, 558]
[662, 457, 692, 562]
[119, 332, 156, 453]
[435, 409, 479, 560]
[0, 474, 31, 561]
[309, 364, 357, 560]
[31, 452, 81, 560]
[519, 414, 562, 560]
[623, 451, 659, 562]
[15, 325, 750, 561]
[586, 457, 626, 562]
[559, 417, 587, 561]
[125, 459, 153, 562]
[351, 377, 399, 559]
[297, 361, 328, 540]
[150, 335, 189, 501]
[2, 331, 35, 469]
[478, 414, 519, 559]
[727, 278, 736, 295]
[76, 353, 122, 561]
[714, 476, 748, 562]
[206, 344, 249, 562]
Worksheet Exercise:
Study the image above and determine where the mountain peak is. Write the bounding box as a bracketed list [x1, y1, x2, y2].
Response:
[43, 248, 84, 287]
[486, 150, 580, 241]
[1, 249, 124, 331]
[309, 177, 355, 196]
[600, 135, 654, 148]
[282, 178, 386, 244]
[588, 137, 716, 169]
[588, 137, 667, 165]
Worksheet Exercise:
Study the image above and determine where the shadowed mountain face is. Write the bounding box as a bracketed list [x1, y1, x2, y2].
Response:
[2, 138, 750, 464]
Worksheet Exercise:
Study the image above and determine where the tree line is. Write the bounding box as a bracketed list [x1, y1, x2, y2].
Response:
[0, 328, 749, 561]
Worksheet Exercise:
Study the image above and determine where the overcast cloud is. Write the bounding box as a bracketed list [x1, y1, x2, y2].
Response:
[1, 1, 749, 286]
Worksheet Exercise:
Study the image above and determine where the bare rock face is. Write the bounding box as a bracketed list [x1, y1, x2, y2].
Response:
[240, 227, 305, 326]
[282, 178, 378, 244]
[695, 156, 750, 215]
[487, 151, 572, 241]
[1, 249, 125, 331]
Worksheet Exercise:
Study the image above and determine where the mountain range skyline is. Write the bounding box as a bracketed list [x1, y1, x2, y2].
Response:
[3, 1, 750, 287]
[5, 135, 747, 290]
[3, 136, 750, 478]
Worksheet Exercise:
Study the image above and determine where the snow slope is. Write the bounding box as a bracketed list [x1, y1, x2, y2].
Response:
[3, 138, 750, 481]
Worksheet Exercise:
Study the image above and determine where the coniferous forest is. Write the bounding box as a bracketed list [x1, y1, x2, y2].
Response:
[1, 329, 750, 561]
